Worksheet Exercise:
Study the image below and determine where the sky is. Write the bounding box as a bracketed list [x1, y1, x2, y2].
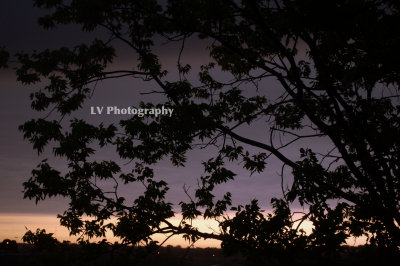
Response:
[0, 0, 341, 247]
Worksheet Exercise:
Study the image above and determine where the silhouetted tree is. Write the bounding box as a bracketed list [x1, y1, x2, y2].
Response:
[22, 228, 59, 251]
[0, 239, 18, 253]
[8, 0, 400, 260]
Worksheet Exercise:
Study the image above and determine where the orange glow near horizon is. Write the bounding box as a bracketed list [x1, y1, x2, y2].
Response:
[0, 213, 366, 248]
[0, 213, 222, 248]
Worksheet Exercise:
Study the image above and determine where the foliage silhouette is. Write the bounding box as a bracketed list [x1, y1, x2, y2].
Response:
[22, 228, 59, 251]
[6, 0, 400, 261]
[0, 239, 18, 253]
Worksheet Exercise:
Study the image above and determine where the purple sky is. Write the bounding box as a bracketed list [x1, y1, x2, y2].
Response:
[0, 0, 336, 220]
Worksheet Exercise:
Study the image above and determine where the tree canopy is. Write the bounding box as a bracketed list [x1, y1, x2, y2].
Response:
[8, 0, 400, 261]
